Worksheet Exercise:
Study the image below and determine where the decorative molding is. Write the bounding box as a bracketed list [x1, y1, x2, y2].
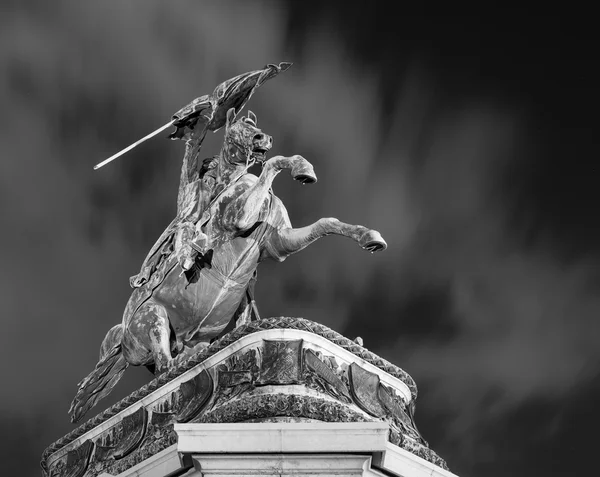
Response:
[89, 424, 176, 477]
[257, 339, 303, 385]
[198, 393, 370, 425]
[48, 439, 93, 477]
[43, 317, 418, 470]
[349, 362, 387, 418]
[174, 369, 213, 423]
[41, 319, 450, 476]
[94, 407, 147, 461]
[304, 348, 352, 403]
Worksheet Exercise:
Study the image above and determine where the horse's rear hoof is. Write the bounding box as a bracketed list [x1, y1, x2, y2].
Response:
[291, 163, 317, 184]
[359, 230, 387, 252]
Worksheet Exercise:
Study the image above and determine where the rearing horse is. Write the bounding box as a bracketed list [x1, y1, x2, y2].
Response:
[69, 107, 387, 423]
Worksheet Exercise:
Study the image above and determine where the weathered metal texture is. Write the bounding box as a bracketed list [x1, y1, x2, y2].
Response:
[48, 440, 93, 477]
[258, 339, 304, 385]
[69, 63, 388, 424]
[199, 392, 369, 425]
[147, 404, 175, 429]
[169, 62, 292, 137]
[43, 319, 450, 476]
[85, 421, 177, 477]
[175, 369, 214, 423]
[145, 369, 214, 427]
[304, 348, 352, 402]
[379, 382, 425, 444]
[349, 362, 388, 418]
[94, 407, 148, 461]
[217, 368, 253, 388]
[213, 347, 259, 408]
[47, 318, 417, 458]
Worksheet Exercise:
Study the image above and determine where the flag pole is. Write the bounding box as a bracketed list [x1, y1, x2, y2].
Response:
[93, 120, 175, 170]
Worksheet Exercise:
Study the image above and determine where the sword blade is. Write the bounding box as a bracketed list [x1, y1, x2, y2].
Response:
[93, 120, 175, 170]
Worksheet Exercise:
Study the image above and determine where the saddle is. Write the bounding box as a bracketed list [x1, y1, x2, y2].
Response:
[126, 166, 262, 326]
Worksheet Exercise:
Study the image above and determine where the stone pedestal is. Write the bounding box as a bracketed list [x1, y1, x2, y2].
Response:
[94, 422, 457, 477]
[42, 318, 456, 477]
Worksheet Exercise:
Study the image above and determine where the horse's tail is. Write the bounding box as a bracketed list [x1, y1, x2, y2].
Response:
[68, 324, 129, 423]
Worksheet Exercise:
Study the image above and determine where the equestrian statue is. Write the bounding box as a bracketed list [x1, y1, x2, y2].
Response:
[69, 63, 387, 423]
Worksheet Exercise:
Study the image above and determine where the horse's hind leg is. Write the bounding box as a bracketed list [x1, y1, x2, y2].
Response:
[121, 299, 174, 375]
[267, 217, 387, 258]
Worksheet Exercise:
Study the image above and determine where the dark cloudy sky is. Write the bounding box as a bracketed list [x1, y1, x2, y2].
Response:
[1, 2, 599, 476]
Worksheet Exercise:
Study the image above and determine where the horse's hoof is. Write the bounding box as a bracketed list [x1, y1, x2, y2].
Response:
[359, 230, 387, 252]
[291, 163, 317, 184]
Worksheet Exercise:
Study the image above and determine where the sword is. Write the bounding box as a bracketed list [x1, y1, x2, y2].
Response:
[93, 120, 175, 170]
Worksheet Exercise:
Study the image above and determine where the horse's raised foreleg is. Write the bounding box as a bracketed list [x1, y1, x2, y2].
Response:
[268, 217, 387, 258]
[224, 155, 316, 231]
[121, 299, 174, 375]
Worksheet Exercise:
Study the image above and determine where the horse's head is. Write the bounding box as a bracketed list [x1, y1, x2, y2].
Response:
[223, 108, 273, 166]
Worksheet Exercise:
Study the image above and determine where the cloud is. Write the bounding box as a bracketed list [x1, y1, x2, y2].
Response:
[2, 1, 599, 475]
[0, 1, 294, 472]
[370, 97, 600, 462]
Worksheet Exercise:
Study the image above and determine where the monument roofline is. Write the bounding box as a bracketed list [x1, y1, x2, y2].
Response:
[42, 318, 450, 477]
[43, 318, 416, 459]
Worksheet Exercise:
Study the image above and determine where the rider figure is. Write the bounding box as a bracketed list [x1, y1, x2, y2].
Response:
[129, 154, 217, 288]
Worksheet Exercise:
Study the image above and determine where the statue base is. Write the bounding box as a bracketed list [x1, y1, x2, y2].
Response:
[41, 317, 455, 477]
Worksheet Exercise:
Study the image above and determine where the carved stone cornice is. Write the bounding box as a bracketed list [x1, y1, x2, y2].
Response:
[41, 318, 447, 476]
